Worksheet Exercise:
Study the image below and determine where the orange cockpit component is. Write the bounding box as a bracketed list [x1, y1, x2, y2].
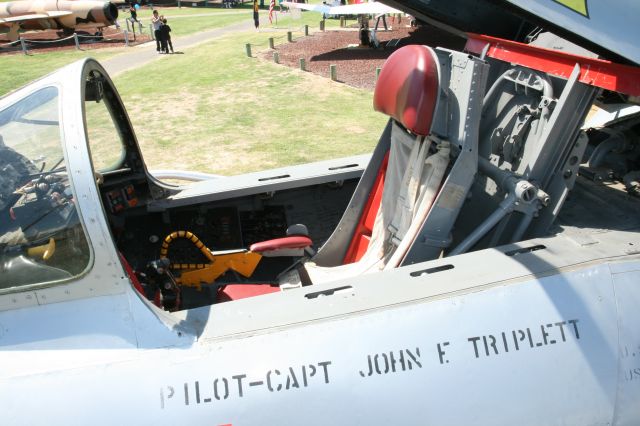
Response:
[159, 231, 262, 290]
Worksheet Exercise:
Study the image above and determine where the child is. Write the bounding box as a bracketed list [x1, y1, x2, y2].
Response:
[160, 18, 173, 53]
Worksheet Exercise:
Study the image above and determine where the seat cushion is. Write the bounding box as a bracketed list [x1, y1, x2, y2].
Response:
[217, 284, 280, 302]
[250, 235, 312, 252]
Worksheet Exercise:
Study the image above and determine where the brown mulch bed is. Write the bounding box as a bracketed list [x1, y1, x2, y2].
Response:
[0, 27, 151, 55]
[265, 21, 466, 90]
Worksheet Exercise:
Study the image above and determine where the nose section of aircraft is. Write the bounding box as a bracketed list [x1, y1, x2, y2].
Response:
[102, 2, 118, 22]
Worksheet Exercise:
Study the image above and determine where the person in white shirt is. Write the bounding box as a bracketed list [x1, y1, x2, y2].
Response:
[151, 10, 162, 52]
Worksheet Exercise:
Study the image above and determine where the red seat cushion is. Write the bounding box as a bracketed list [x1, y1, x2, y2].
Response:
[217, 284, 280, 302]
[373, 45, 440, 136]
[250, 235, 312, 253]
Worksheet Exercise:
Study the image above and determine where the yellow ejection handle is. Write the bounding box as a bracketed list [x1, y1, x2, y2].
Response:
[160, 230, 216, 265]
[159, 230, 263, 290]
[27, 238, 56, 261]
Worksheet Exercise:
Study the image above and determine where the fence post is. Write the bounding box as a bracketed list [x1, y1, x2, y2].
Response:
[245, 43, 252, 57]
[304, 24, 308, 36]
[340, 16, 345, 27]
[126, 18, 131, 32]
[19, 37, 27, 55]
[178, 0, 181, 7]
[273, 51, 279, 64]
[150, 24, 155, 39]
[124, 30, 130, 46]
[299, 58, 305, 71]
[319, 20, 324, 31]
[74, 33, 80, 50]
[375, 66, 381, 84]
[268, 37, 274, 49]
[287, 31, 292, 42]
[329, 64, 337, 81]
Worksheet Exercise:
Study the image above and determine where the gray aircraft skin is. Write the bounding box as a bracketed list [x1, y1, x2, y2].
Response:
[0, 0, 639, 424]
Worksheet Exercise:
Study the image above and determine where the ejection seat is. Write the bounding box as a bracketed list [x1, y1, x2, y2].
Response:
[282, 44, 450, 285]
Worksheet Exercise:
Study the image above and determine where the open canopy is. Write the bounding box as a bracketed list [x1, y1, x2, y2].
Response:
[383, 0, 640, 65]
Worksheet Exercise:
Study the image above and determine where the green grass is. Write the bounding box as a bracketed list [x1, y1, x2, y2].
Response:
[138, 5, 251, 17]
[0, 9, 251, 96]
[1, 13, 387, 175]
[0, 50, 115, 96]
[269, 9, 344, 31]
[113, 29, 388, 175]
[133, 5, 338, 37]
[163, 13, 249, 36]
[133, 5, 284, 37]
[116, 9, 251, 38]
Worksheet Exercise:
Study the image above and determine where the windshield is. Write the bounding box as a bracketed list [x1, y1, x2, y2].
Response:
[0, 87, 90, 291]
[83, 70, 128, 173]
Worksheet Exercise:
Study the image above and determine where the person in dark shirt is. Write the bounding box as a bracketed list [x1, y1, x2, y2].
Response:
[160, 18, 173, 53]
[128, 2, 138, 24]
[253, 0, 260, 30]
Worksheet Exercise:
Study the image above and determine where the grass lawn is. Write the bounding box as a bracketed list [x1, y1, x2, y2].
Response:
[133, 5, 339, 37]
[131, 6, 250, 37]
[2, 10, 387, 175]
[268, 8, 344, 31]
[166, 13, 249, 36]
[0, 7, 325, 96]
[136, 6, 248, 17]
[0, 50, 115, 96]
[114, 29, 388, 175]
[1, 9, 254, 95]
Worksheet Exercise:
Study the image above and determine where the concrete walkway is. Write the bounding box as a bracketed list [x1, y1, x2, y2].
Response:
[102, 18, 254, 76]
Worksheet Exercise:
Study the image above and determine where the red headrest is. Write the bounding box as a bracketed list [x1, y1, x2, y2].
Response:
[373, 45, 440, 136]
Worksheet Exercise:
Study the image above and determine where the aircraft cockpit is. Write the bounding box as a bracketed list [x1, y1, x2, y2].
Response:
[1, 43, 639, 316]
[80, 62, 362, 311]
[86, 39, 640, 316]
